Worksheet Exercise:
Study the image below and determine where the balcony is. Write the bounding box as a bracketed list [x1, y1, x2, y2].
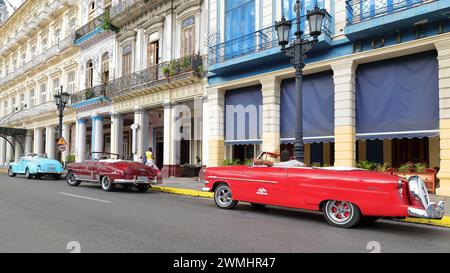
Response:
[208, 12, 333, 75]
[106, 54, 205, 100]
[345, 0, 450, 40]
[110, 0, 163, 27]
[0, 34, 75, 86]
[5, 101, 58, 124]
[75, 10, 115, 46]
[70, 84, 110, 108]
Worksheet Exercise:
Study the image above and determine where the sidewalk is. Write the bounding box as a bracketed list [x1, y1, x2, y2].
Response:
[155, 177, 450, 228]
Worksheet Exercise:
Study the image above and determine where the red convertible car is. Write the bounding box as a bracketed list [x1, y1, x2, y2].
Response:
[201, 152, 445, 228]
[66, 152, 162, 192]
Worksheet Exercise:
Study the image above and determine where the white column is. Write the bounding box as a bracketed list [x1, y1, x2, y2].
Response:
[133, 107, 149, 162]
[25, 130, 33, 154]
[5, 136, 13, 165]
[0, 138, 6, 166]
[163, 101, 174, 167]
[206, 88, 225, 167]
[135, 28, 144, 71]
[91, 115, 104, 157]
[202, 95, 209, 166]
[111, 112, 124, 158]
[260, 76, 281, 154]
[14, 139, 22, 162]
[62, 123, 70, 161]
[33, 128, 44, 155]
[45, 125, 56, 159]
[76, 119, 87, 162]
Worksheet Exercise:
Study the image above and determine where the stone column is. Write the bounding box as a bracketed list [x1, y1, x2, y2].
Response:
[110, 112, 124, 158]
[5, 136, 13, 165]
[91, 115, 104, 157]
[62, 123, 70, 162]
[260, 76, 281, 154]
[45, 125, 56, 159]
[206, 88, 225, 167]
[25, 130, 33, 154]
[331, 60, 357, 167]
[14, 139, 22, 162]
[133, 107, 149, 162]
[0, 138, 6, 166]
[162, 101, 179, 177]
[202, 95, 209, 166]
[436, 39, 450, 196]
[33, 128, 44, 155]
[76, 119, 87, 162]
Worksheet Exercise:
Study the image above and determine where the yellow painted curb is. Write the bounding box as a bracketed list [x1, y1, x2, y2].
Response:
[151, 186, 214, 199]
[401, 216, 450, 228]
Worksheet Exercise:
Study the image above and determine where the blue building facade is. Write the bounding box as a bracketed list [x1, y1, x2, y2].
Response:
[204, 0, 450, 196]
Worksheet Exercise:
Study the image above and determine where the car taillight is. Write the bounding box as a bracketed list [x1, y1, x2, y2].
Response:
[398, 179, 404, 197]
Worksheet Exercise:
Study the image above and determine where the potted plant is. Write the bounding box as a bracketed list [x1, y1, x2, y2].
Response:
[388, 162, 437, 194]
[181, 163, 196, 177]
[85, 88, 94, 99]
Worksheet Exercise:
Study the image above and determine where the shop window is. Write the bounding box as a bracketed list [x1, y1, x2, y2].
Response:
[392, 138, 429, 168]
[366, 139, 383, 164]
[310, 143, 323, 167]
[232, 144, 256, 163]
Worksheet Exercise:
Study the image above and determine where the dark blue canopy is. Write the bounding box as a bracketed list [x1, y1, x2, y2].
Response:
[356, 51, 439, 140]
[280, 71, 335, 143]
[224, 85, 262, 144]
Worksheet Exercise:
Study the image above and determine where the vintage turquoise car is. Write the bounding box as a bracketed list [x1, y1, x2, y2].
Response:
[8, 154, 65, 180]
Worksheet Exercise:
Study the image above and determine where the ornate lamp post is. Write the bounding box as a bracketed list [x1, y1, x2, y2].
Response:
[275, 1, 325, 162]
[54, 86, 70, 159]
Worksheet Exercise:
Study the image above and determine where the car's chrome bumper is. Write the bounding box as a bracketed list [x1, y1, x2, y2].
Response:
[407, 176, 445, 219]
[202, 187, 211, 192]
[408, 201, 445, 219]
[114, 179, 161, 185]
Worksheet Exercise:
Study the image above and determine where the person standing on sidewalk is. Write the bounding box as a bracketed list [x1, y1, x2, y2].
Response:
[144, 147, 158, 170]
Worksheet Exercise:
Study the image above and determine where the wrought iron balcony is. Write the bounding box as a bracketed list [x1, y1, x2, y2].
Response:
[71, 84, 107, 105]
[110, 0, 162, 27]
[208, 11, 333, 66]
[106, 54, 205, 98]
[346, 0, 439, 25]
[75, 9, 115, 43]
[5, 101, 57, 124]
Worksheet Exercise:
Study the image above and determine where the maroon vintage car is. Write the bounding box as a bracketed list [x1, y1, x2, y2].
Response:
[201, 152, 445, 228]
[66, 152, 162, 192]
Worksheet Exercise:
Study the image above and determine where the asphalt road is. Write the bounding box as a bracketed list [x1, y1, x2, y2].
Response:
[0, 174, 449, 253]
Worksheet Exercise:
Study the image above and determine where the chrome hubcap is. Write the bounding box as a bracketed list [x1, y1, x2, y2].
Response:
[102, 177, 110, 189]
[327, 200, 353, 224]
[216, 186, 232, 207]
[68, 173, 76, 184]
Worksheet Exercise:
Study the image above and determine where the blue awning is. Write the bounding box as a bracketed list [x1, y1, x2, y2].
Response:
[280, 71, 335, 143]
[224, 85, 262, 145]
[356, 51, 439, 140]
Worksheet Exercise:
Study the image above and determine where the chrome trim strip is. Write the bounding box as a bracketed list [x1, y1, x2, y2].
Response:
[206, 176, 277, 184]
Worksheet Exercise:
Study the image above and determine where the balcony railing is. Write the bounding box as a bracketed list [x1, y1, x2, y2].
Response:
[105, 54, 205, 98]
[0, 34, 75, 86]
[346, 0, 438, 25]
[5, 101, 57, 124]
[110, 0, 147, 18]
[71, 84, 107, 105]
[208, 12, 333, 66]
[75, 11, 109, 40]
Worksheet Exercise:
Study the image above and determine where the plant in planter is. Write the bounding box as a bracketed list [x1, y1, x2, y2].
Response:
[181, 163, 196, 177]
[85, 88, 95, 99]
[375, 162, 390, 172]
[223, 159, 241, 166]
[392, 162, 436, 194]
[356, 160, 377, 171]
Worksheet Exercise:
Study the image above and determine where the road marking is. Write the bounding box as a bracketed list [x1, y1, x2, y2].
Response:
[58, 192, 111, 203]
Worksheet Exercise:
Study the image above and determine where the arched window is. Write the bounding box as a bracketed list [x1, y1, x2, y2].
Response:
[89, 2, 96, 21]
[101, 53, 110, 83]
[86, 60, 94, 88]
[122, 45, 132, 76]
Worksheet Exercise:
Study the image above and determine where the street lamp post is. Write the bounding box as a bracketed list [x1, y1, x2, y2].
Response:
[275, 1, 325, 162]
[54, 86, 70, 161]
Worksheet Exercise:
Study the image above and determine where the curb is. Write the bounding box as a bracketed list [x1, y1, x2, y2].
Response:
[150, 186, 450, 228]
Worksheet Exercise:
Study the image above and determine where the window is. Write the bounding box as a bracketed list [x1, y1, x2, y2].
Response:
[54, 28, 61, 45]
[122, 45, 132, 76]
[42, 37, 48, 51]
[224, 0, 255, 59]
[40, 83, 47, 103]
[19, 93, 25, 108]
[180, 17, 195, 57]
[31, 44, 37, 58]
[3, 101, 8, 115]
[101, 53, 110, 83]
[86, 60, 94, 88]
[89, 2, 96, 21]
[69, 18, 77, 34]
[29, 89, 36, 107]
[12, 58, 17, 70]
[53, 78, 60, 96]
[147, 40, 159, 67]
[67, 71, 76, 93]
[11, 97, 16, 111]
[21, 51, 26, 64]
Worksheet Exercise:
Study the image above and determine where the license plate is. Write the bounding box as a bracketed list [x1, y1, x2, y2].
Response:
[138, 176, 149, 182]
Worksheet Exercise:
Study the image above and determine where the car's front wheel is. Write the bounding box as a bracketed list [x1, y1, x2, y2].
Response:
[101, 176, 114, 192]
[323, 200, 361, 228]
[25, 168, 33, 179]
[214, 184, 238, 210]
[8, 167, 16, 177]
[66, 171, 81, 187]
